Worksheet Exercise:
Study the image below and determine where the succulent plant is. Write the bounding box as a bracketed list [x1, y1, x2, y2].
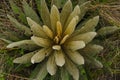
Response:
[0, 0, 119, 80]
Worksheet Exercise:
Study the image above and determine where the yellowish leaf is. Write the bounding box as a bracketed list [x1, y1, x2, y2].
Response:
[65, 57, 79, 80]
[43, 25, 54, 39]
[31, 36, 52, 47]
[54, 50, 65, 67]
[64, 41, 85, 50]
[50, 5, 60, 32]
[47, 55, 57, 75]
[27, 17, 47, 38]
[66, 50, 84, 65]
[60, 0, 72, 27]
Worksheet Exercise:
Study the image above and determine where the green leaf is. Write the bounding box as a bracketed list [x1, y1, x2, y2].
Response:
[22, 0, 41, 24]
[65, 57, 79, 80]
[78, 66, 88, 80]
[30, 62, 48, 80]
[84, 54, 103, 68]
[64, 5, 80, 31]
[13, 51, 35, 64]
[50, 5, 60, 32]
[81, 44, 103, 56]
[73, 16, 99, 36]
[7, 40, 39, 51]
[0, 31, 20, 41]
[97, 26, 119, 36]
[7, 14, 32, 36]
[51, 0, 67, 9]
[78, 0, 88, 5]
[9, 0, 27, 24]
[0, 38, 12, 44]
[61, 68, 69, 80]
[40, 0, 51, 27]
[70, 32, 97, 44]
[60, 0, 72, 27]
[79, 1, 91, 21]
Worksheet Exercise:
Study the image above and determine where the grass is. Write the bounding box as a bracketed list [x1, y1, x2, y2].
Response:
[0, 0, 120, 80]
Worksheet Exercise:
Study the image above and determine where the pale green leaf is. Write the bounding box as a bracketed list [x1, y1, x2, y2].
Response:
[54, 50, 65, 67]
[79, 1, 91, 21]
[43, 25, 53, 39]
[70, 32, 97, 44]
[81, 44, 103, 56]
[97, 26, 119, 36]
[30, 62, 48, 80]
[73, 16, 99, 35]
[34, 64, 48, 80]
[7, 14, 32, 36]
[65, 57, 79, 80]
[64, 5, 80, 31]
[41, 0, 51, 27]
[60, 0, 72, 27]
[31, 36, 52, 47]
[66, 50, 84, 65]
[7, 40, 38, 51]
[84, 55, 103, 68]
[9, 0, 27, 24]
[31, 48, 46, 64]
[50, 5, 60, 32]
[47, 55, 57, 75]
[0, 38, 12, 44]
[51, 0, 67, 9]
[13, 51, 35, 64]
[27, 17, 47, 38]
[64, 41, 85, 50]
[0, 31, 20, 41]
[64, 16, 78, 35]
[22, 0, 41, 24]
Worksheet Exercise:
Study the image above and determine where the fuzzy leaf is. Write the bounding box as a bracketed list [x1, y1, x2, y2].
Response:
[84, 54, 103, 68]
[97, 26, 119, 36]
[22, 0, 41, 24]
[0, 31, 20, 41]
[64, 16, 78, 35]
[30, 62, 48, 80]
[40, 0, 51, 27]
[79, 1, 91, 21]
[7, 40, 38, 51]
[31, 49, 46, 64]
[13, 51, 35, 64]
[65, 57, 79, 80]
[81, 44, 103, 56]
[51, 0, 66, 9]
[65, 41, 85, 50]
[47, 55, 57, 75]
[34, 64, 48, 80]
[27, 17, 47, 38]
[54, 50, 65, 67]
[60, 0, 72, 27]
[31, 36, 51, 47]
[70, 32, 97, 44]
[7, 14, 32, 36]
[73, 16, 99, 35]
[56, 21, 62, 37]
[64, 5, 80, 31]
[50, 5, 60, 32]
[9, 0, 27, 24]
[66, 50, 84, 65]
[43, 25, 53, 39]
